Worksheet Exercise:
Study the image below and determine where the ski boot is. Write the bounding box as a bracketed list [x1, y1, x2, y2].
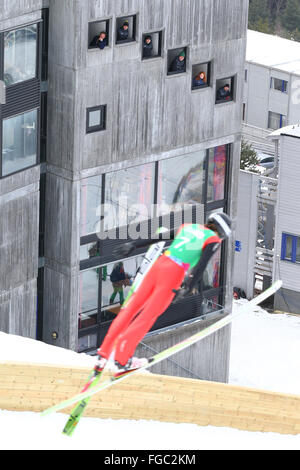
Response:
[114, 356, 149, 378]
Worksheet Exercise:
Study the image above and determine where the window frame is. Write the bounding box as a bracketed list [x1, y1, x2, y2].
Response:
[268, 111, 287, 130]
[242, 103, 246, 121]
[115, 14, 137, 45]
[215, 76, 236, 104]
[270, 77, 288, 94]
[141, 30, 163, 60]
[1, 107, 40, 178]
[0, 21, 41, 179]
[86, 105, 107, 134]
[281, 233, 300, 263]
[2, 22, 40, 88]
[88, 19, 110, 50]
[191, 61, 211, 90]
[167, 47, 188, 76]
[41, 8, 49, 81]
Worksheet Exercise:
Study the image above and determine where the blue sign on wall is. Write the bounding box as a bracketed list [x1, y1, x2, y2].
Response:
[235, 240, 242, 252]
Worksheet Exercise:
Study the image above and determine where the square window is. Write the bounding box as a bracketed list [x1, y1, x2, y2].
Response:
[116, 15, 137, 44]
[88, 20, 109, 50]
[216, 77, 235, 104]
[142, 31, 162, 59]
[167, 47, 187, 75]
[191, 62, 211, 89]
[86, 105, 106, 133]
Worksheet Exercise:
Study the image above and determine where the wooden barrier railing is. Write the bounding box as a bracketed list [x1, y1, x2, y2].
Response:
[0, 362, 299, 435]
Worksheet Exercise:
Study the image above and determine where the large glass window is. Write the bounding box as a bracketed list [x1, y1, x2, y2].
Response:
[2, 109, 38, 176]
[78, 146, 230, 352]
[4, 24, 37, 86]
[101, 257, 143, 308]
[104, 164, 155, 232]
[79, 268, 99, 314]
[79, 255, 145, 330]
[80, 241, 101, 261]
[207, 145, 227, 202]
[203, 245, 221, 290]
[157, 150, 206, 214]
[203, 208, 224, 290]
[80, 175, 102, 237]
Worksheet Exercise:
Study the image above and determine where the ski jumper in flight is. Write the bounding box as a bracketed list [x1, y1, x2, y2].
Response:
[97, 212, 232, 375]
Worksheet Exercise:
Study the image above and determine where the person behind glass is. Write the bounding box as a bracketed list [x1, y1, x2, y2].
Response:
[90, 31, 108, 50]
[96, 212, 232, 377]
[192, 71, 207, 88]
[109, 262, 131, 306]
[217, 83, 231, 101]
[143, 35, 153, 58]
[117, 20, 130, 41]
[169, 50, 186, 73]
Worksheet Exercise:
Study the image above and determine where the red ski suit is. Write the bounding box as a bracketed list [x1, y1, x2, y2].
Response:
[99, 255, 185, 365]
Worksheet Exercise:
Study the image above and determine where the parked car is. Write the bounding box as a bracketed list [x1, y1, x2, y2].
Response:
[259, 156, 274, 169]
[255, 153, 275, 173]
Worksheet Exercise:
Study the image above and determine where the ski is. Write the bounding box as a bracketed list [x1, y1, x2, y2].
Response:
[61, 239, 166, 435]
[41, 279, 282, 419]
[62, 366, 105, 436]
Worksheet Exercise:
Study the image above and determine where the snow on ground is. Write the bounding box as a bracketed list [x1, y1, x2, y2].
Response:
[229, 301, 300, 395]
[0, 301, 300, 450]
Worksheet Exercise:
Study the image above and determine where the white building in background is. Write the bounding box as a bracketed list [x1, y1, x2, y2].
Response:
[243, 30, 300, 155]
[269, 125, 300, 314]
[234, 125, 300, 315]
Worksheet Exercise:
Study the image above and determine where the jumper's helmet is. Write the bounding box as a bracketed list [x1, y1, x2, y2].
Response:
[207, 212, 232, 239]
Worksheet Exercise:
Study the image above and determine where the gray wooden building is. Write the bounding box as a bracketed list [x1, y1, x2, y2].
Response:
[0, 0, 249, 382]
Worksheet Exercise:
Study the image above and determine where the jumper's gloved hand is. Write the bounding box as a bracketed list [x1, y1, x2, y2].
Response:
[113, 242, 135, 258]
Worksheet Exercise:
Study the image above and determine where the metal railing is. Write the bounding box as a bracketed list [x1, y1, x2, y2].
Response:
[254, 176, 278, 286]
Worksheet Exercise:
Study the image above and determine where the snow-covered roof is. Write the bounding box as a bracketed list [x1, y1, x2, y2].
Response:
[246, 30, 300, 75]
[268, 124, 300, 140]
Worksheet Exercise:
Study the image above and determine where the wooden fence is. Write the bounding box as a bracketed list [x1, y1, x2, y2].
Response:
[0, 362, 299, 435]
